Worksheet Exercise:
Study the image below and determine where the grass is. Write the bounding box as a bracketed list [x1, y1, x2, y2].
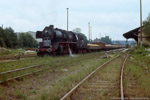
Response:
[0, 55, 70, 72]
[0, 52, 106, 83]
[15, 90, 27, 100]
[41, 92, 48, 100]
[0, 49, 28, 57]
[0, 86, 7, 99]
[129, 46, 150, 67]
[124, 47, 150, 98]
[34, 56, 112, 100]
[0, 51, 115, 100]
[124, 61, 150, 98]
[0, 51, 105, 73]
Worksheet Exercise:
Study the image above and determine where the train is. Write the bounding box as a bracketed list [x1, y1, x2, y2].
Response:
[36, 25, 123, 56]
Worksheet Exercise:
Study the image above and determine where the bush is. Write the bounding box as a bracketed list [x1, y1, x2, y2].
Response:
[132, 46, 148, 56]
[0, 38, 6, 47]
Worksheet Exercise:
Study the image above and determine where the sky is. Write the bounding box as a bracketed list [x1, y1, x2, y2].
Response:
[0, 0, 150, 40]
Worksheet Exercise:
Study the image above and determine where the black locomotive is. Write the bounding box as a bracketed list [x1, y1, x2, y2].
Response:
[36, 25, 87, 56]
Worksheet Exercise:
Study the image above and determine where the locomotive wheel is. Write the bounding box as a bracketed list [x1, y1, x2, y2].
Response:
[37, 52, 44, 57]
[79, 50, 82, 54]
[44, 53, 50, 57]
[52, 52, 57, 56]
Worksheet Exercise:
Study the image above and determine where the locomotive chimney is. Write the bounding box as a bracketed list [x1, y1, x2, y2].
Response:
[49, 25, 54, 29]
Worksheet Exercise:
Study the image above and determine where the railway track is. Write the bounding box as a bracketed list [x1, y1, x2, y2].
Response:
[120, 54, 128, 100]
[0, 52, 106, 84]
[0, 48, 123, 60]
[0, 54, 37, 61]
[60, 54, 128, 100]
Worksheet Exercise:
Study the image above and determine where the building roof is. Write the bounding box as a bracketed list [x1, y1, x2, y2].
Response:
[123, 27, 140, 42]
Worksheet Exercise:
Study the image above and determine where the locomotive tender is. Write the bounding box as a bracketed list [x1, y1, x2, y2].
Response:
[36, 25, 87, 56]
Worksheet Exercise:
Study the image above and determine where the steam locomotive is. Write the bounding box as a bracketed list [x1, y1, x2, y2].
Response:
[36, 25, 87, 56]
[36, 25, 124, 56]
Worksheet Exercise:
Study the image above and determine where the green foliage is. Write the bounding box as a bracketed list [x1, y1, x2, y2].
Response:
[0, 27, 5, 47]
[143, 13, 150, 40]
[45, 55, 110, 100]
[18, 32, 38, 48]
[15, 90, 27, 100]
[72, 28, 81, 33]
[131, 46, 150, 66]
[72, 28, 88, 42]
[125, 61, 150, 97]
[132, 46, 148, 56]
[0, 27, 18, 48]
[41, 92, 48, 100]
[0, 26, 37, 48]
[3, 27, 18, 48]
[101, 36, 112, 44]
[0, 38, 5, 47]
[78, 33, 88, 42]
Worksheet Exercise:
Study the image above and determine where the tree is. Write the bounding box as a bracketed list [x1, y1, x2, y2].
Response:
[78, 33, 88, 42]
[101, 36, 112, 44]
[72, 28, 81, 33]
[0, 27, 3, 38]
[143, 13, 150, 40]
[0, 26, 37, 48]
[72, 28, 88, 42]
[93, 38, 101, 42]
[25, 33, 38, 47]
[0, 38, 5, 47]
[18, 33, 26, 47]
[0, 27, 5, 47]
[3, 27, 18, 48]
[18, 32, 38, 48]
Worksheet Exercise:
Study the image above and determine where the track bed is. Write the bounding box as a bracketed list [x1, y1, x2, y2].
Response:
[62, 54, 127, 100]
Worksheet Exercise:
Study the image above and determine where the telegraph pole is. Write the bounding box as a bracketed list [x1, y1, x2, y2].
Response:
[90, 26, 92, 41]
[88, 22, 90, 41]
[99, 32, 101, 41]
[67, 8, 69, 31]
[140, 0, 143, 46]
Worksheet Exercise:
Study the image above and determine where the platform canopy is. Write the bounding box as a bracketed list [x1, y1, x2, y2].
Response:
[123, 27, 140, 42]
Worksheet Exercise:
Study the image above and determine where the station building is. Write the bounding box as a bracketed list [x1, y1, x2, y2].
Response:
[123, 27, 150, 46]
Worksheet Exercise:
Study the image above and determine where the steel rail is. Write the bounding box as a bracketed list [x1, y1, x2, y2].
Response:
[60, 54, 120, 100]
[0, 55, 98, 83]
[0, 64, 47, 75]
[0, 49, 123, 84]
[0, 48, 124, 61]
[0, 55, 37, 60]
[0, 57, 73, 75]
[0, 57, 75, 75]
[120, 55, 146, 68]
[0, 53, 101, 75]
[120, 54, 128, 100]
[0, 53, 103, 84]
[0, 65, 53, 83]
